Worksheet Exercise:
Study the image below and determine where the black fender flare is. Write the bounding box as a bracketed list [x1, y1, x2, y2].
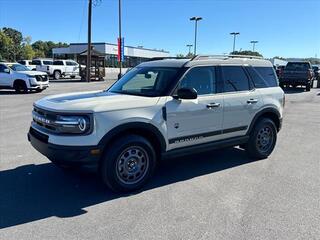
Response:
[98, 122, 167, 153]
[247, 107, 281, 134]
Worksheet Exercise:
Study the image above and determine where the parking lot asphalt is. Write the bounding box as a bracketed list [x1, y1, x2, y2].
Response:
[0, 83, 319, 240]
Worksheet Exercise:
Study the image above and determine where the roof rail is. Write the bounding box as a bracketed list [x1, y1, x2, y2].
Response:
[147, 57, 191, 62]
[193, 54, 264, 60]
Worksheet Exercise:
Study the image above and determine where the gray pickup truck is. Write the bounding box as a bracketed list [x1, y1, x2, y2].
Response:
[279, 61, 314, 91]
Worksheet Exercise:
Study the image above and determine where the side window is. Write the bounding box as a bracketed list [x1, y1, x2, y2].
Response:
[179, 67, 216, 95]
[53, 61, 63, 65]
[221, 66, 250, 92]
[66, 61, 77, 66]
[0, 64, 8, 73]
[18, 60, 25, 65]
[31, 60, 41, 65]
[253, 67, 278, 87]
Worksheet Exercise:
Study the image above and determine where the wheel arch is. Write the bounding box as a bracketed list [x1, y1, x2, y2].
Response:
[98, 122, 167, 158]
[248, 108, 281, 134]
[13, 79, 27, 88]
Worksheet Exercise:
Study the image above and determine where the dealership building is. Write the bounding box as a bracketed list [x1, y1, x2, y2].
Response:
[52, 42, 170, 68]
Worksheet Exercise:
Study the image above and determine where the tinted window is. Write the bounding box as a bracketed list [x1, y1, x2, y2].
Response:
[43, 61, 53, 65]
[31, 60, 41, 65]
[0, 64, 9, 73]
[179, 67, 216, 95]
[18, 60, 26, 65]
[247, 66, 278, 88]
[66, 61, 78, 66]
[286, 62, 310, 71]
[53, 61, 64, 65]
[221, 66, 249, 92]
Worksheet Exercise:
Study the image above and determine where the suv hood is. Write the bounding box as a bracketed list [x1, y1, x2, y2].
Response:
[34, 91, 160, 113]
[18, 70, 47, 76]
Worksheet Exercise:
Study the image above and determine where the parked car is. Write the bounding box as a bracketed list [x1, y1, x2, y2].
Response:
[28, 55, 284, 192]
[312, 65, 320, 80]
[0, 62, 49, 93]
[18, 60, 37, 71]
[36, 59, 80, 80]
[279, 61, 314, 91]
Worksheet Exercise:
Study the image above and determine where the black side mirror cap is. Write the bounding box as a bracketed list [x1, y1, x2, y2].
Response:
[174, 87, 198, 100]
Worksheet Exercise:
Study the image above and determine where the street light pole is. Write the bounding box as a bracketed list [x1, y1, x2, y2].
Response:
[118, 0, 122, 79]
[250, 40, 258, 52]
[86, 0, 92, 82]
[186, 44, 193, 54]
[230, 32, 240, 53]
[190, 17, 202, 55]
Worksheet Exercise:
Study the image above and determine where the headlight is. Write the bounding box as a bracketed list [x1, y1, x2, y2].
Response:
[55, 115, 92, 134]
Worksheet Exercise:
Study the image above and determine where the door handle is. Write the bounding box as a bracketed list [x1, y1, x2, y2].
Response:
[247, 98, 258, 104]
[206, 102, 221, 109]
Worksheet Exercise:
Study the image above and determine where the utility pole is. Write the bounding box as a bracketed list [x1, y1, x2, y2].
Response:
[186, 44, 193, 55]
[250, 40, 258, 52]
[118, 0, 122, 79]
[190, 17, 202, 55]
[230, 32, 240, 53]
[86, 0, 92, 82]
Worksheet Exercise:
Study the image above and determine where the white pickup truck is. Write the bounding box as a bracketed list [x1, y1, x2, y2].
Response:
[36, 59, 80, 80]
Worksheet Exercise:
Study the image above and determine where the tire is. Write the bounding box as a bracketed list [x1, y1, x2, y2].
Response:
[306, 83, 311, 92]
[245, 118, 277, 159]
[100, 135, 157, 193]
[35, 89, 44, 93]
[53, 70, 61, 80]
[14, 81, 28, 93]
[70, 75, 76, 79]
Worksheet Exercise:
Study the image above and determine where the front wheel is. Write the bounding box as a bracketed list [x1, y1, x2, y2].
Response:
[53, 70, 61, 80]
[14, 81, 28, 93]
[100, 135, 156, 193]
[245, 118, 277, 159]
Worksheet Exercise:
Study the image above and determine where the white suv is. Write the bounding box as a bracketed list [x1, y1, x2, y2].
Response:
[28, 55, 284, 192]
[0, 62, 49, 93]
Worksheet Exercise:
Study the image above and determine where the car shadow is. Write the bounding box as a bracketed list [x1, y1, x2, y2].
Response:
[0, 147, 260, 229]
[0, 90, 40, 95]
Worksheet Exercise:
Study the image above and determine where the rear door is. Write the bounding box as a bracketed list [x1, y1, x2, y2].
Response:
[220, 65, 263, 138]
[166, 66, 224, 150]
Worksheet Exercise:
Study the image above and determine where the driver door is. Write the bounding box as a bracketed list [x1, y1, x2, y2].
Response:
[166, 66, 224, 150]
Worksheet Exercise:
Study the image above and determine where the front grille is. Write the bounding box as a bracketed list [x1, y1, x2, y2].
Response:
[33, 107, 58, 133]
[35, 75, 48, 82]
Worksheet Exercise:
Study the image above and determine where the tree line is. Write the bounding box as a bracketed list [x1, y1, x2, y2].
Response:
[0, 27, 68, 62]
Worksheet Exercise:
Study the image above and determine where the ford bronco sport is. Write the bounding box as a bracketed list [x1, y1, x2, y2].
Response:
[28, 55, 284, 192]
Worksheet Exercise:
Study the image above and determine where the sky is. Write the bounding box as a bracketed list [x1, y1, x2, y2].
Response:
[0, 0, 319, 58]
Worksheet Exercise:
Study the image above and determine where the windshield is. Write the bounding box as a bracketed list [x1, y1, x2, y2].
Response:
[108, 67, 181, 97]
[8, 64, 30, 71]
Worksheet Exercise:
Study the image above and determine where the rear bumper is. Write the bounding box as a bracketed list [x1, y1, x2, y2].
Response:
[28, 127, 100, 166]
[279, 78, 310, 85]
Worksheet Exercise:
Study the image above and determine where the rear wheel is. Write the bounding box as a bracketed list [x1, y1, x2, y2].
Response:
[245, 118, 277, 159]
[53, 70, 61, 80]
[100, 135, 156, 193]
[306, 82, 311, 91]
[70, 75, 76, 79]
[14, 81, 28, 93]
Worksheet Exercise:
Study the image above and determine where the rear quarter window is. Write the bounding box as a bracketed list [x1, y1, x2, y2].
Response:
[247, 66, 278, 88]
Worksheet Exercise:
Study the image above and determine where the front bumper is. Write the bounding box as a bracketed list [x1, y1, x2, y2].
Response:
[29, 83, 49, 90]
[28, 127, 100, 166]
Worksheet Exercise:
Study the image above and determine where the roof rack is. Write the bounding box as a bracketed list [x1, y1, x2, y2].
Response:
[192, 54, 264, 60]
[147, 57, 191, 62]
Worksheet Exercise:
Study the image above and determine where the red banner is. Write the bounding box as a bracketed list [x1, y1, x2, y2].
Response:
[117, 38, 121, 61]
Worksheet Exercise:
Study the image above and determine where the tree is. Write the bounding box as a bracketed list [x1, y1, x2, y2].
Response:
[231, 50, 263, 57]
[2, 27, 23, 60]
[0, 30, 15, 61]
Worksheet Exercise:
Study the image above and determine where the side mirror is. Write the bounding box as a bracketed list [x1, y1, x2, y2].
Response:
[4, 68, 10, 74]
[174, 87, 198, 100]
